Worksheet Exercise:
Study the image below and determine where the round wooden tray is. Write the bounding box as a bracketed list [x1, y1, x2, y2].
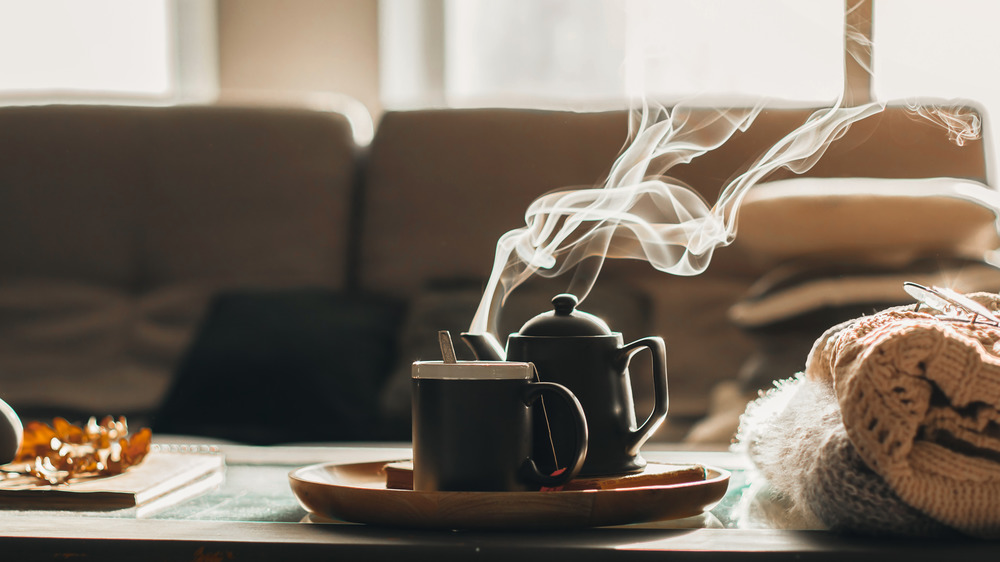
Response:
[289, 460, 730, 530]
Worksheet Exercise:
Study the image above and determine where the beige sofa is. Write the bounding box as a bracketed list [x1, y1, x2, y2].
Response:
[1, 102, 996, 444]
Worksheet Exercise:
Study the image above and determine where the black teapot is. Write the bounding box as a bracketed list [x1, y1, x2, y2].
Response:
[462, 293, 668, 476]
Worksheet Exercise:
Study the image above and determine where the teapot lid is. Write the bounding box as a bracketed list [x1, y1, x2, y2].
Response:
[518, 294, 612, 336]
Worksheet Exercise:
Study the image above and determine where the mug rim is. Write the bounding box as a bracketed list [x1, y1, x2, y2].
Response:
[412, 360, 534, 380]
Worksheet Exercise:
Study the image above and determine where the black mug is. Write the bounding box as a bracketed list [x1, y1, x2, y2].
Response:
[411, 361, 588, 492]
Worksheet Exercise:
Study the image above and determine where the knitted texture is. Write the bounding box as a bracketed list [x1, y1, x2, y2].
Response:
[735, 375, 955, 537]
[737, 292, 1000, 538]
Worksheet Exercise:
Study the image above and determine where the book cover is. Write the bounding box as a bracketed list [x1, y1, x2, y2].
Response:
[0, 451, 225, 510]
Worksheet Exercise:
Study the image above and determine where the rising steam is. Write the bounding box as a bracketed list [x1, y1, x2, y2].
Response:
[468, 16, 992, 339]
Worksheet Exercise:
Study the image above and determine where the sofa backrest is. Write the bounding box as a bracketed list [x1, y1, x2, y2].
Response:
[359, 108, 628, 299]
[0, 104, 359, 417]
[360, 105, 990, 299]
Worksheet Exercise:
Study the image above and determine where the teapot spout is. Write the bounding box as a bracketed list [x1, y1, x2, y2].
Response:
[460, 332, 506, 361]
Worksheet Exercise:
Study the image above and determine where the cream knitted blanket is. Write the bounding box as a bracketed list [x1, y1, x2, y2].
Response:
[737, 292, 1000, 538]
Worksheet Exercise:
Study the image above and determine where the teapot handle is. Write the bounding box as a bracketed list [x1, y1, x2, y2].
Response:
[617, 336, 669, 456]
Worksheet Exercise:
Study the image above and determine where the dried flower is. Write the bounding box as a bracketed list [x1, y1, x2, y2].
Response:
[3, 416, 151, 485]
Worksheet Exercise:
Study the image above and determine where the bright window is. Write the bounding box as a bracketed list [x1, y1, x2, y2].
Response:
[381, 0, 1000, 180]
[0, 0, 215, 104]
[382, 0, 845, 109]
[621, 0, 844, 103]
[873, 0, 1000, 104]
[873, 0, 1000, 180]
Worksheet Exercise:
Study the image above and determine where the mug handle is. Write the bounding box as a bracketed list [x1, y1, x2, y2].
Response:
[617, 336, 669, 456]
[519, 381, 589, 488]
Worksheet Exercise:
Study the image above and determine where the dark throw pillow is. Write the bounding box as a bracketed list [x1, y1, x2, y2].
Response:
[153, 288, 403, 445]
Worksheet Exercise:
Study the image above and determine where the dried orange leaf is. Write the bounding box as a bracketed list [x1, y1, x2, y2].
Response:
[124, 428, 152, 465]
[53, 417, 86, 444]
[14, 421, 56, 462]
[5, 416, 152, 485]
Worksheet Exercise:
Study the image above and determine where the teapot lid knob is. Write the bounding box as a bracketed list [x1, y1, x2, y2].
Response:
[517, 293, 612, 336]
[552, 293, 579, 316]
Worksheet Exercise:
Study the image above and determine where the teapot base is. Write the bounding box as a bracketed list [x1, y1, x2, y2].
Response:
[576, 455, 647, 478]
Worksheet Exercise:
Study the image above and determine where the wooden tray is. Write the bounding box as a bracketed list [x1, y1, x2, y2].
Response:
[288, 460, 730, 530]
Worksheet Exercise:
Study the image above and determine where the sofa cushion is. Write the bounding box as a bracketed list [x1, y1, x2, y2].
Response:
[359, 108, 631, 298]
[0, 106, 142, 287]
[140, 105, 357, 288]
[0, 280, 210, 415]
[0, 104, 359, 417]
[0, 104, 357, 290]
[732, 177, 1000, 268]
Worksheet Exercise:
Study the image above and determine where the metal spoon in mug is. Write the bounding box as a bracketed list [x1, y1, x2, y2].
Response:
[438, 330, 458, 363]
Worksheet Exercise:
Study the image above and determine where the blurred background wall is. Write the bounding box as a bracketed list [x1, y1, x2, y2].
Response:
[216, 0, 381, 120]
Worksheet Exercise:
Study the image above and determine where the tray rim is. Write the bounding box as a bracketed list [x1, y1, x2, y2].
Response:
[288, 458, 731, 530]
